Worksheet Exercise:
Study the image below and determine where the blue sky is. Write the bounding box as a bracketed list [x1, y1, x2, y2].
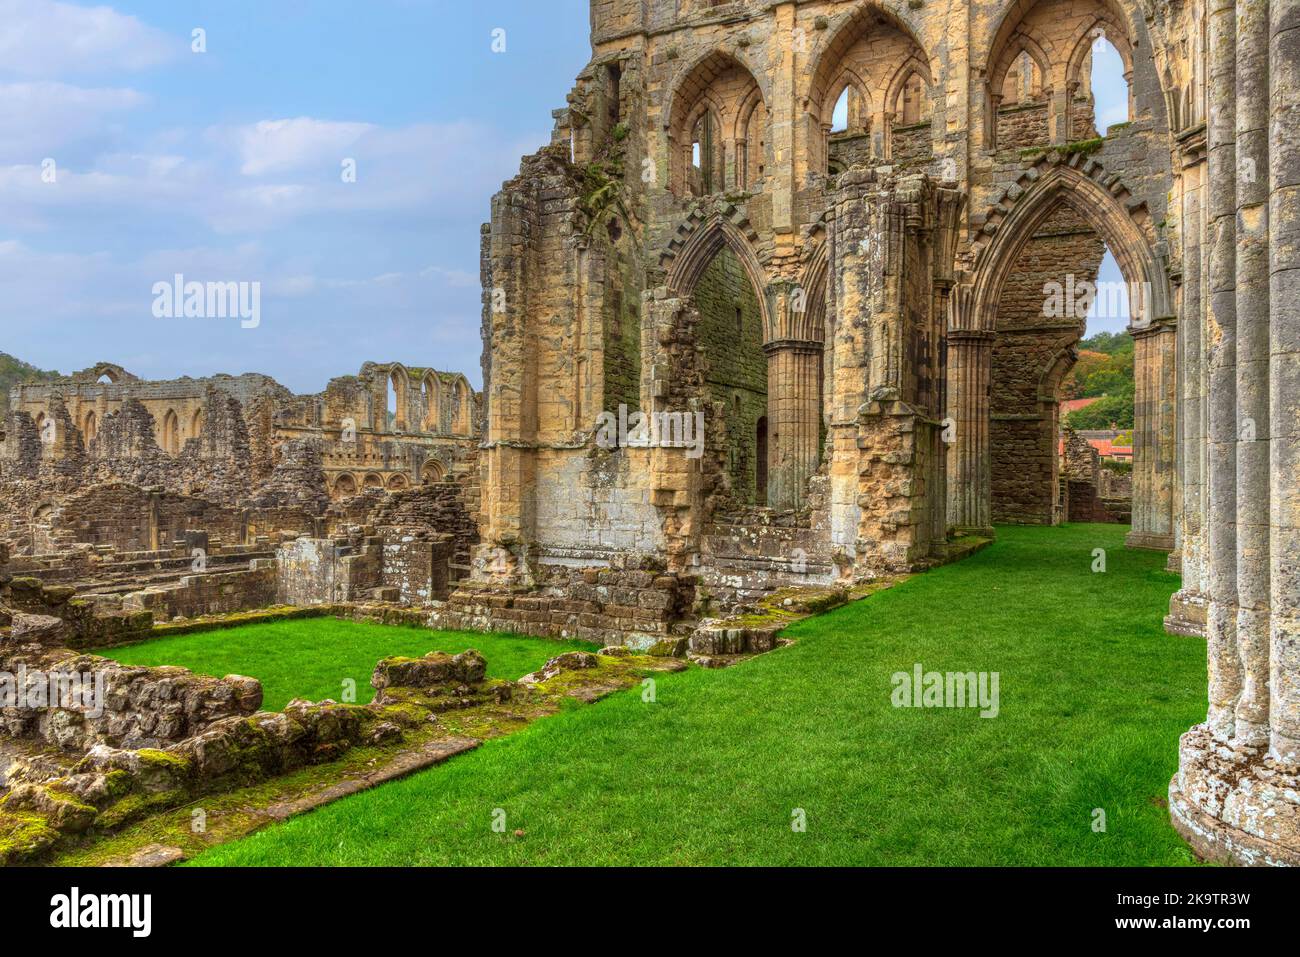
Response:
[0, 0, 591, 391]
[0, 2, 1129, 394]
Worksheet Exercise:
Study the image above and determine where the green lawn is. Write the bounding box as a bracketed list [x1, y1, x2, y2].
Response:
[192, 524, 1206, 866]
[96, 619, 599, 711]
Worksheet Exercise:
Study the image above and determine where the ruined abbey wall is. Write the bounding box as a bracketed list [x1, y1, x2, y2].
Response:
[473, 0, 1298, 863]
[477, 0, 1168, 593]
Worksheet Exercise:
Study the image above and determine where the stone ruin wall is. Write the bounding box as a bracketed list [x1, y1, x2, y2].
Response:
[1, 360, 482, 556]
[1060, 428, 1130, 524]
[473, 0, 1179, 607]
[0, 359, 486, 639]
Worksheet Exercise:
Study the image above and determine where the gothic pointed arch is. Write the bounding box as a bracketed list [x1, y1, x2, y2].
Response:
[969, 154, 1171, 331]
[661, 208, 772, 339]
[665, 49, 769, 197]
[805, 2, 934, 170]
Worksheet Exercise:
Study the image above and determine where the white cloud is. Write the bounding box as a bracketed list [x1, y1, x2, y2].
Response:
[0, 0, 179, 78]
[0, 81, 145, 161]
[229, 117, 375, 177]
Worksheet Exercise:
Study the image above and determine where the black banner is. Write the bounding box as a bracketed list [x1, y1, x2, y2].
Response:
[9, 866, 1281, 942]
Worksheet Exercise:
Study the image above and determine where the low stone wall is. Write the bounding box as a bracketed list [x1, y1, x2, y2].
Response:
[702, 510, 837, 606]
[438, 559, 695, 648]
[369, 484, 479, 576]
[0, 614, 262, 751]
[122, 561, 278, 622]
[2, 576, 153, 649]
[378, 526, 452, 604]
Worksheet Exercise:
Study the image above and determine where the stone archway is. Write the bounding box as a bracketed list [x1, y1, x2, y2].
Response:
[333, 473, 358, 499]
[665, 215, 771, 509]
[804, 2, 937, 173]
[664, 49, 770, 197]
[951, 154, 1174, 541]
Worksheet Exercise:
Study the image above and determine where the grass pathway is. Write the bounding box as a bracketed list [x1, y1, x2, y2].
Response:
[192, 524, 1206, 866]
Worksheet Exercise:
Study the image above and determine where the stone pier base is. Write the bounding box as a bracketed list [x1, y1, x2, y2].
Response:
[1124, 530, 1175, 551]
[1168, 725, 1300, 866]
[1164, 589, 1208, 637]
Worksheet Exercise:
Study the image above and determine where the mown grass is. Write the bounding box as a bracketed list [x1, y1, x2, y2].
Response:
[96, 618, 599, 711]
[192, 524, 1205, 866]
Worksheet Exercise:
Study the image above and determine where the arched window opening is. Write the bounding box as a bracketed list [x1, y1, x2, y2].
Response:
[991, 47, 1050, 149]
[899, 73, 925, 126]
[161, 410, 180, 455]
[334, 474, 357, 499]
[82, 411, 97, 445]
[1087, 33, 1130, 135]
[668, 52, 766, 197]
[452, 380, 471, 436]
[386, 376, 399, 431]
[421, 375, 439, 432]
[1002, 51, 1045, 106]
[811, 10, 931, 173]
[690, 111, 719, 196]
[831, 87, 852, 134]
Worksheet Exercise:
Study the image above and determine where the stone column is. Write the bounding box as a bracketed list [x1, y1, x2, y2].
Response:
[474, 197, 537, 587]
[765, 340, 824, 511]
[1232, 0, 1272, 748]
[946, 327, 994, 536]
[1167, 130, 1210, 637]
[1126, 318, 1177, 550]
[1169, 0, 1300, 866]
[768, 2, 796, 233]
[1267, 0, 1299, 766]
[1203, 0, 1241, 740]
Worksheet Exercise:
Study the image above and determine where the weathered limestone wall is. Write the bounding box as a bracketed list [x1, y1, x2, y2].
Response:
[121, 562, 278, 623]
[368, 483, 480, 576]
[443, 558, 694, 649]
[378, 526, 452, 605]
[275, 537, 382, 606]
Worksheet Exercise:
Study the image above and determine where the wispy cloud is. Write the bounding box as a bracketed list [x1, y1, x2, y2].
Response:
[0, 0, 181, 78]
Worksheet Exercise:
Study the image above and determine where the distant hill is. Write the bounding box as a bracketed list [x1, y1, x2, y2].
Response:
[1063, 332, 1135, 430]
[0, 353, 61, 415]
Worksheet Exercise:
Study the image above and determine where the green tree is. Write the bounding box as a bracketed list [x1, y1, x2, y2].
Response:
[0, 353, 60, 415]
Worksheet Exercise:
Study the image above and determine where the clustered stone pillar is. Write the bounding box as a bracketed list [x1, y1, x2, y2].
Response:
[1169, 0, 1300, 865]
[946, 323, 994, 537]
[1166, 128, 1209, 637]
[1126, 317, 1178, 550]
[764, 340, 824, 511]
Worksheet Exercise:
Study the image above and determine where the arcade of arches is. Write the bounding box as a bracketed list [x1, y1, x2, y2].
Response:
[478, 0, 1300, 864]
